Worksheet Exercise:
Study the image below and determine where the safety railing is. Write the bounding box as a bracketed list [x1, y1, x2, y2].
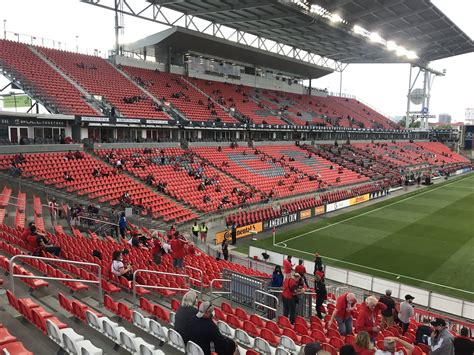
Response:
[132, 269, 190, 307]
[210, 279, 232, 296]
[254, 289, 279, 313]
[184, 265, 203, 298]
[9, 255, 102, 304]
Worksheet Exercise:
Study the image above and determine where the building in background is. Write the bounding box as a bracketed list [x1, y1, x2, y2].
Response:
[466, 108, 474, 125]
[438, 113, 452, 124]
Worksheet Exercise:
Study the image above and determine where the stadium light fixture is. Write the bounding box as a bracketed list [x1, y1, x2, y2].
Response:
[353, 25, 367, 36]
[369, 32, 382, 43]
[386, 40, 397, 51]
[330, 14, 343, 23]
[396, 46, 407, 57]
[406, 51, 418, 59]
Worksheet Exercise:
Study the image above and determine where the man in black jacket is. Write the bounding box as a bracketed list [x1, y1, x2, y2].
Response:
[415, 318, 432, 345]
[379, 289, 396, 329]
[314, 274, 327, 319]
[185, 302, 236, 355]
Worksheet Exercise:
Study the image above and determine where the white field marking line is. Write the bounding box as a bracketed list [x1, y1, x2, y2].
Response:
[275, 244, 474, 294]
[280, 175, 473, 246]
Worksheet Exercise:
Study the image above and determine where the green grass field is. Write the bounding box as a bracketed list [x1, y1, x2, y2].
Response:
[251, 174, 474, 301]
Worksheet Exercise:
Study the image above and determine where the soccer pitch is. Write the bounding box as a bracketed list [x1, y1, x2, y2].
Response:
[252, 173, 474, 301]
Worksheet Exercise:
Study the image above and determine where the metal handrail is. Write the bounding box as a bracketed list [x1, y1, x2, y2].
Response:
[184, 265, 203, 299]
[210, 279, 232, 296]
[78, 215, 119, 227]
[254, 289, 279, 313]
[132, 269, 190, 307]
[9, 255, 102, 304]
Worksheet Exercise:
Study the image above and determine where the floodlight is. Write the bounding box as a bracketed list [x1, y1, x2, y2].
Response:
[386, 41, 397, 51]
[370, 32, 382, 43]
[396, 46, 407, 57]
[353, 25, 366, 35]
[330, 14, 343, 23]
[406, 51, 418, 59]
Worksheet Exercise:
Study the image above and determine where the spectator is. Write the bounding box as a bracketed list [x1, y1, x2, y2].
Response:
[429, 318, 454, 355]
[200, 222, 208, 243]
[63, 171, 74, 182]
[339, 344, 356, 355]
[170, 234, 187, 271]
[192, 222, 199, 240]
[174, 290, 198, 341]
[271, 265, 283, 288]
[356, 296, 386, 341]
[295, 259, 309, 287]
[375, 337, 414, 355]
[399, 295, 415, 334]
[111, 250, 133, 281]
[453, 327, 473, 355]
[314, 252, 323, 273]
[379, 289, 396, 329]
[184, 302, 237, 355]
[283, 255, 293, 279]
[314, 274, 327, 319]
[74, 150, 84, 159]
[282, 272, 304, 324]
[353, 331, 375, 355]
[150, 231, 163, 265]
[415, 318, 432, 345]
[221, 237, 229, 261]
[48, 198, 59, 224]
[65, 150, 74, 160]
[303, 342, 330, 355]
[118, 212, 128, 239]
[328, 292, 357, 336]
[230, 222, 237, 245]
[128, 233, 148, 250]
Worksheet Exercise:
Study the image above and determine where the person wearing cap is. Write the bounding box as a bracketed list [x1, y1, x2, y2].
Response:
[356, 296, 387, 341]
[328, 292, 357, 336]
[282, 272, 305, 324]
[429, 318, 454, 355]
[185, 301, 237, 355]
[453, 327, 473, 355]
[399, 295, 415, 334]
[374, 336, 414, 355]
[415, 318, 432, 345]
[379, 289, 396, 329]
[303, 341, 330, 355]
[174, 291, 198, 342]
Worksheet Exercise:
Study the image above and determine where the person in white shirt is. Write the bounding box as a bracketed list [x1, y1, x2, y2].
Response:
[111, 250, 132, 281]
[398, 294, 415, 334]
[375, 337, 414, 355]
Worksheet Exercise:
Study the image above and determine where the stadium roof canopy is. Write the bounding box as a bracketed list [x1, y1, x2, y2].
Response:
[125, 27, 334, 78]
[144, 0, 473, 64]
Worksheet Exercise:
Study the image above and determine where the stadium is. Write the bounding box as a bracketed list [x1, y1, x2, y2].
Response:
[0, 0, 472, 354]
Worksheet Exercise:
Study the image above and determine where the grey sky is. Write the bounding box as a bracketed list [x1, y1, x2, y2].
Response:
[1, 0, 472, 122]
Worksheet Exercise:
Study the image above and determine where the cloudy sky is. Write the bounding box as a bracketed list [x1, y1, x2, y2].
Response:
[1, 0, 472, 122]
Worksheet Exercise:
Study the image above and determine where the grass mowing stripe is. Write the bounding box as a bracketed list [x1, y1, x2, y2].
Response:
[277, 174, 473, 246]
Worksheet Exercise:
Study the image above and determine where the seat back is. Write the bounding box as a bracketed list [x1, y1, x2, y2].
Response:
[235, 329, 253, 347]
[62, 332, 79, 355]
[119, 331, 137, 352]
[45, 319, 62, 345]
[102, 319, 118, 341]
[148, 319, 168, 342]
[217, 321, 232, 337]
[186, 341, 205, 355]
[275, 348, 290, 355]
[168, 329, 185, 351]
[254, 337, 272, 355]
[139, 343, 156, 355]
[132, 311, 148, 330]
[85, 310, 102, 331]
[279, 335, 297, 352]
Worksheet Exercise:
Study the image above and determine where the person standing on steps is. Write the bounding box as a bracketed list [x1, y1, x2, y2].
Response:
[200, 222, 208, 243]
[192, 222, 199, 241]
[230, 222, 237, 245]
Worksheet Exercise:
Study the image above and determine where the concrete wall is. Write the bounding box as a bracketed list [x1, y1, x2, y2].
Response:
[0, 144, 83, 154]
[93, 142, 180, 150]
